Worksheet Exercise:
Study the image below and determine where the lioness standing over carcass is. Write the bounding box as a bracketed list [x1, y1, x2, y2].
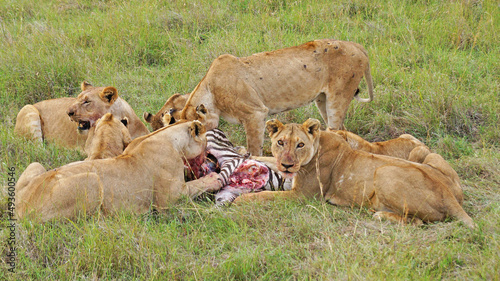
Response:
[178, 39, 374, 155]
[15, 120, 221, 222]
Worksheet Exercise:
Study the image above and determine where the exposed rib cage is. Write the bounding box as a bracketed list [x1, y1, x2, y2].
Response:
[206, 128, 285, 191]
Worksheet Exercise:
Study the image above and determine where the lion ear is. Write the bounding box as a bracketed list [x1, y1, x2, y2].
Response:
[162, 113, 176, 126]
[121, 117, 129, 127]
[189, 120, 206, 142]
[329, 129, 347, 141]
[266, 119, 283, 138]
[179, 106, 189, 120]
[122, 128, 132, 148]
[170, 93, 181, 100]
[102, 113, 113, 121]
[99, 87, 118, 104]
[195, 104, 208, 124]
[302, 118, 321, 138]
[143, 112, 153, 123]
[196, 104, 208, 115]
[81, 81, 93, 91]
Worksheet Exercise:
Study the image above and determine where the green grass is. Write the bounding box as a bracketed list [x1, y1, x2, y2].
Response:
[1, 0, 499, 279]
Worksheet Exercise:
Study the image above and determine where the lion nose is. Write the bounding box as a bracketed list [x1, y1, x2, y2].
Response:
[67, 109, 74, 117]
[281, 163, 294, 169]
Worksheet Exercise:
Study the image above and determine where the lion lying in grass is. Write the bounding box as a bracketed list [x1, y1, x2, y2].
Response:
[14, 81, 149, 149]
[328, 129, 430, 162]
[326, 129, 463, 204]
[235, 119, 474, 228]
[84, 113, 132, 160]
[15, 120, 221, 222]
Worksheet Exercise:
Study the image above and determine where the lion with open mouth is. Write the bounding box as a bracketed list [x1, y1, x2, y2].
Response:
[14, 81, 149, 149]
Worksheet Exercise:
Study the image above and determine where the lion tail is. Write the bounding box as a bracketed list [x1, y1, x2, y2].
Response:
[446, 196, 476, 228]
[14, 104, 43, 142]
[354, 61, 374, 103]
[454, 208, 476, 229]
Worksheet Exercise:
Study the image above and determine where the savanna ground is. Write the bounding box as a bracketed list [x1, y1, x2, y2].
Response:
[0, 0, 499, 279]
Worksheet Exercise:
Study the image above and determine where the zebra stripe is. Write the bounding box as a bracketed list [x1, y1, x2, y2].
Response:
[206, 128, 286, 191]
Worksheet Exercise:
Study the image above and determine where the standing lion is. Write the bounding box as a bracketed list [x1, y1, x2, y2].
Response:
[176, 39, 374, 155]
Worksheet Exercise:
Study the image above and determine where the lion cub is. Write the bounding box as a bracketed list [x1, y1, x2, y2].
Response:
[84, 113, 132, 160]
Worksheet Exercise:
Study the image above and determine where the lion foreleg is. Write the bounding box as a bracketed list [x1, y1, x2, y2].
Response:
[184, 172, 221, 198]
[251, 156, 278, 171]
[154, 173, 222, 210]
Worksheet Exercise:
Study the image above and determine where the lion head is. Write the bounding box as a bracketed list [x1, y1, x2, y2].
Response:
[67, 82, 119, 134]
[85, 113, 132, 160]
[162, 104, 207, 128]
[143, 93, 189, 131]
[178, 120, 208, 160]
[266, 118, 321, 179]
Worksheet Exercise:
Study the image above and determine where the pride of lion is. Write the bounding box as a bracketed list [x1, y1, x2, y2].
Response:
[12, 39, 474, 227]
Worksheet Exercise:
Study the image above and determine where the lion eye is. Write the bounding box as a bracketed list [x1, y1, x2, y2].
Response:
[277, 140, 284, 146]
[297, 142, 305, 148]
[83, 100, 90, 105]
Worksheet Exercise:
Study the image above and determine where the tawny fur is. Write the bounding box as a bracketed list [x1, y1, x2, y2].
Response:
[14, 81, 149, 149]
[143, 93, 189, 131]
[84, 113, 132, 160]
[176, 39, 374, 155]
[235, 119, 474, 228]
[328, 129, 430, 161]
[15, 121, 221, 222]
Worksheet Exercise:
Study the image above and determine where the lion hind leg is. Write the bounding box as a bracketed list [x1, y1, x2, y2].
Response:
[374, 165, 475, 228]
[373, 211, 423, 226]
[422, 153, 464, 204]
[29, 173, 103, 222]
[369, 189, 423, 226]
[16, 162, 47, 194]
[408, 146, 432, 163]
[324, 84, 359, 129]
[314, 92, 328, 125]
[14, 104, 43, 142]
